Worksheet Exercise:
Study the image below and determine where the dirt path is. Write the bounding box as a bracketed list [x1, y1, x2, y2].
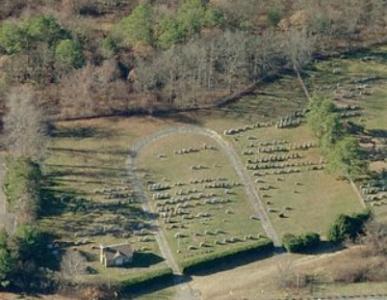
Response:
[130, 125, 281, 246]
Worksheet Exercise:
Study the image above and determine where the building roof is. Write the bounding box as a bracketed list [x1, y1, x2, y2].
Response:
[101, 243, 133, 261]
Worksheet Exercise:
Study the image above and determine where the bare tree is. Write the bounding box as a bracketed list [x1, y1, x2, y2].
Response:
[275, 260, 311, 291]
[283, 28, 315, 101]
[360, 221, 387, 256]
[60, 250, 87, 280]
[3, 86, 47, 161]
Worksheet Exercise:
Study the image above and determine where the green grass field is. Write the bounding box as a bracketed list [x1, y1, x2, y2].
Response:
[41, 117, 172, 283]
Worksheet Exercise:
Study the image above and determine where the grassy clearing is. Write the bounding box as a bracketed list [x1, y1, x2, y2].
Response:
[40, 117, 173, 283]
[137, 133, 268, 267]
[226, 124, 363, 238]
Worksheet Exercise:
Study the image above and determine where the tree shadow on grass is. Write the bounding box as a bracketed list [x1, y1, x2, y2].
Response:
[296, 241, 345, 255]
[50, 125, 113, 139]
[156, 111, 203, 125]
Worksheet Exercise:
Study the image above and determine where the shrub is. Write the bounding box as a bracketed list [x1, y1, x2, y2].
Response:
[181, 239, 273, 274]
[55, 39, 84, 69]
[282, 232, 321, 253]
[328, 210, 371, 244]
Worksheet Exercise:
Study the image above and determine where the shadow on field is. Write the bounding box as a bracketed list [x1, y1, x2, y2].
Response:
[297, 241, 345, 255]
[156, 111, 202, 125]
[187, 247, 277, 277]
[130, 252, 165, 268]
[125, 274, 194, 298]
[50, 125, 113, 139]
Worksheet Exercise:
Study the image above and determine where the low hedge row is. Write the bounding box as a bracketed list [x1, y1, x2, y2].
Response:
[181, 239, 274, 274]
[120, 266, 174, 291]
[282, 232, 321, 253]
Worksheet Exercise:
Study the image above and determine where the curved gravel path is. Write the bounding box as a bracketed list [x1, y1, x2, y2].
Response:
[129, 125, 280, 249]
[131, 126, 280, 246]
[128, 125, 282, 299]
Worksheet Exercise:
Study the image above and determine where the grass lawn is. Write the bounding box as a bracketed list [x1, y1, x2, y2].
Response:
[137, 133, 267, 266]
[40, 117, 173, 284]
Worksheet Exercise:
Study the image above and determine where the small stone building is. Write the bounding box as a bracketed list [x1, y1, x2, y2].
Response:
[100, 243, 133, 267]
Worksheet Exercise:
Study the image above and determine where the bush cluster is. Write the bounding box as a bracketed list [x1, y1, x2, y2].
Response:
[328, 210, 371, 244]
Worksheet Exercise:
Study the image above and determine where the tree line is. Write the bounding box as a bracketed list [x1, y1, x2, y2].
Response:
[0, 0, 385, 119]
[0, 85, 53, 292]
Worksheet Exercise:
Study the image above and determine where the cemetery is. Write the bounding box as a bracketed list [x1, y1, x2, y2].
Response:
[226, 123, 364, 238]
[137, 133, 271, 270]
[34, 45, 387, 291]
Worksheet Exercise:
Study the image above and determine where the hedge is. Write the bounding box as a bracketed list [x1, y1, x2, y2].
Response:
[181, 239, 274, 274]
[282, 232, 321, 253]
[120, 266, 174, 291]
